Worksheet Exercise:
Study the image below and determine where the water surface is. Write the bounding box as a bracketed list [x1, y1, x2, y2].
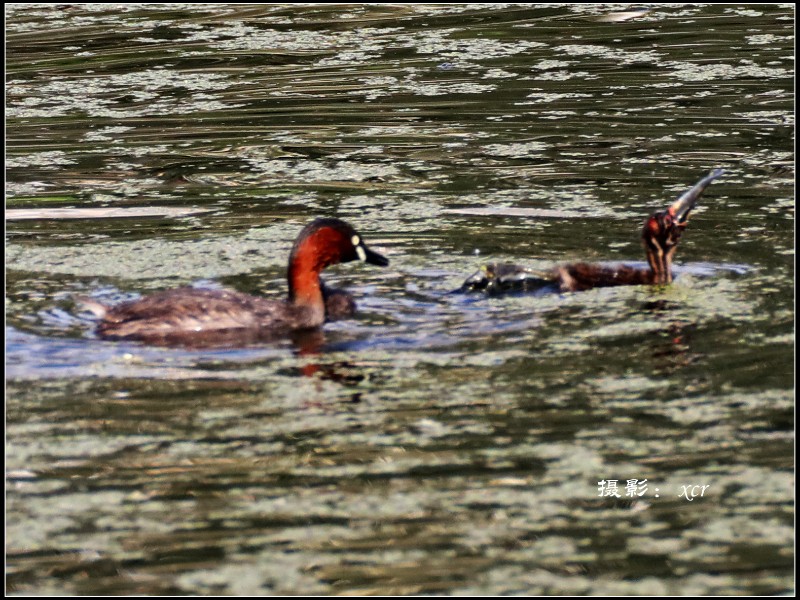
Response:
[6, 4, 794, 595]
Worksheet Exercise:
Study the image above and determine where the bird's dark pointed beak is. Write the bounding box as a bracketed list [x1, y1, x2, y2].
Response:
[363, 245, 389, 267]
[667, 168, 725, 224]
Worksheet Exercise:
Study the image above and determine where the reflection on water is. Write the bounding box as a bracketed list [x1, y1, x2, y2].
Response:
[6, 4, 793, 596]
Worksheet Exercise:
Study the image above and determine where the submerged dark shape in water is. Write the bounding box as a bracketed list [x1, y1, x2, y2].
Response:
[79, 218, 388, 346]
[461, 169, 725, 295]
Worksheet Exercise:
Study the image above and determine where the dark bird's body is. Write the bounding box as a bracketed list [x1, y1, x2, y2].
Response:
[461, 169, 725, 294]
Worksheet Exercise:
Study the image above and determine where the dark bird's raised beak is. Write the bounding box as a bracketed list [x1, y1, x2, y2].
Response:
[668, 168, 725, 224]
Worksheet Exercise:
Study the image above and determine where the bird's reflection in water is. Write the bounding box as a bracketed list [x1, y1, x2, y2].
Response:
[642, 299, 700, 373]
[282, 329, 369, 405]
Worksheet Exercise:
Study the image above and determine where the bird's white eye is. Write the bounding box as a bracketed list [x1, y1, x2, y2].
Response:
[356, 246, 367, 261]
[351, 235, 360, 247]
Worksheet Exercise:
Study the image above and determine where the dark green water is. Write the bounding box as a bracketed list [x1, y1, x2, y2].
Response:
[6, 4, 794, 595]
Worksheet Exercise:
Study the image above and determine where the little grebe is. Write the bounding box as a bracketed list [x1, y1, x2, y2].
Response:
[461, 169, 725, 294]
[81, 218, 388, 345]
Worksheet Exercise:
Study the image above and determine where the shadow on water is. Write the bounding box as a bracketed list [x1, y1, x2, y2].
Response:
[6, 4, 793, 596]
